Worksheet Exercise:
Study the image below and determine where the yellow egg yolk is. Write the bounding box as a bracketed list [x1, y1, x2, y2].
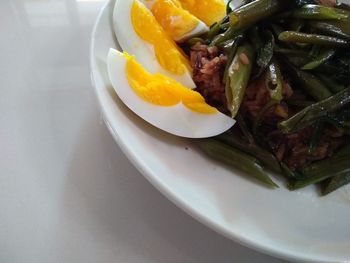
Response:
[146, 0, 200, 41]
[123, 52, 216, 114]
[178, 0, 226, 26]
[131, 0, 191, 75]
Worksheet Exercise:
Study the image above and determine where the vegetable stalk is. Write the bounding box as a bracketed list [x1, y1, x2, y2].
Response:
[278, 31, 349, 46]
[225, 43, 255, 118]
[292, 4, 350, 20]
[278, 87, 350, 133]
[216, 132, 282, 173]
[229, 0, 287, 31]
[196, 139, 278, 188]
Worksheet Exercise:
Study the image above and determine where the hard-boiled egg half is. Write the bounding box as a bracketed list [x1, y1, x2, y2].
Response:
[178, 0, 226, 26]
[139, 0, 209, 42]
[113, 0, 195, 88]
[107, 48, 235, 138]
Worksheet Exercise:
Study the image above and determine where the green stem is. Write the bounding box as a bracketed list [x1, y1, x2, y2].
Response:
[196, 139, 278, 188]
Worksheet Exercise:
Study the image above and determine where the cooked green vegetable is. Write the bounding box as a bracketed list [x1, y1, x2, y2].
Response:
[316, 51, 350, 85]
[274, 47, 309, 56]
[196, 139, 278, 188]
[295, 0, 317, 7]
[253, 29, 275, 77]
[292, 4, 350, 20]
[225, 43, 255, 117]
[279, 87, 350, 133]
[283, 62, 332, 101]
[207, 15, 229, 40]
[308, 119, 325, 153]
[236, 113, 255, 144]
[289, 154, 350, 190]
[218, 38, 239, 53]
[265, 59, 283, 101]
[216, 132, 281, 173]
[322, 173, 350, 195]
[229, 0, 287, 30]
[210, 27, 242, 46]
[223, 39, 240, 83]
[278, 31, 349, 46]
[308, 21, 350, 39]
[335, 143, 350, 156]
[297, 71, 332, 100]
[316, 74, 346, 93]
[302, 48, 336, 69]
[281, 162, 305, 180]
[186, 0, 350, 195]
[321, 143, 350, 194]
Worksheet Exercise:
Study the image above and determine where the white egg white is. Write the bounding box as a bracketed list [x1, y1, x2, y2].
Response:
[107, 48, 235, 138]
[225, 0, 240, 9]
[139, 0, 209, 42]
[177, 22, 208, 42]
[113, 0, 196, 89]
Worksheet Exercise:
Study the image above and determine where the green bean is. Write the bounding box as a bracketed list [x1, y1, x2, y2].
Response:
[308, 119, 325, 153]
[216, 132, 282, 173]
[229, 0, 287, 30]
[304, 155, 350, 177]
[309, 44, 321, 58]
[278, 87, 350, 133]
[343, 120, 350, 129]
[270, 23, 284, 39]
[207, 22, 223, 40]
[292, 4, 350, 20]
[335, 143, 350, 157]
[210, 27, 242, 46]
[217, 38, 240, 53]
[322, 173, 350, 195]
[324, 20, 350, 37]
[275, 48, 311, 67]
[225, 43, 255, 117]
[280, 56, 332, 100]
[293, 69, 332, 101]
[265, 59, 283, 101]
[236, 113, 255, 144]
[289, 19, 304, 32]
[196, 139, 278, 188]
[268, 10, 293, 21]
[248, 26, 264, 50]
[289, 154, 350, 190]
[326, 110, 350, 127]
[316, 75, 346, 93]
[321, 142, 350, 194]
[295, 0, 318, 8]
[308, 21, 350, 39]
[288, 56, 311, 67]
[223, 40, 239, 83]
[278, 31, 349, 46]
[302, 48, 336, 70]
[286, 100, 314, 107]
[274, 47, 309, 57]
[252, 100, 277, 133]
[207, 14, 230, 40]
[255, 30, 275, 77]
[281, 162, 305, 180]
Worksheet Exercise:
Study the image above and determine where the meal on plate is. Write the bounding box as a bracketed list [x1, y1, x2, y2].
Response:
[108, 0, 350, 195]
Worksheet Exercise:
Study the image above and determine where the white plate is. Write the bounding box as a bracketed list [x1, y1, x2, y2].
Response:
[90, 1, 350, 262]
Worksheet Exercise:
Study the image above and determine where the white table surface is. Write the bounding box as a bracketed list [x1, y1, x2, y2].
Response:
[0, 1, 291, 262]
